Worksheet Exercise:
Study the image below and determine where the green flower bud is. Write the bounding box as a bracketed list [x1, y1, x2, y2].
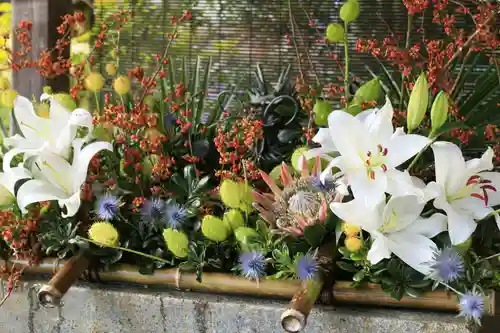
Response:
[430, 91, 449, 136]
[234, 227, 259, 244]
[407, 72, 429, 133]
[201, 215, 230, 242]
[345, 101, 362, 115]
[354, 77, 381, 103]
[163, 228, 189, 258]
[313, 100, 333, 126]
[223, 209, 245, 232]
[54, 93, 77, 111]
[42, 86, 52, 94]
[325, 23, 345, 43]
[340, 0, 360, 24]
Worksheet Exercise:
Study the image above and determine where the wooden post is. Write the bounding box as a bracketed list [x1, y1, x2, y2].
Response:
[12, 0, 72, 97]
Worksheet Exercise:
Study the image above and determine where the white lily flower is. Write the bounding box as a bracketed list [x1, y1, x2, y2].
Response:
[320, 97, 430, 208]
[331, 195, 447, 274]
[429, 142, 500, 245]
[15, 139, 112, 217]
[0, 166, 32, 205]
[3, 95, 93, 172]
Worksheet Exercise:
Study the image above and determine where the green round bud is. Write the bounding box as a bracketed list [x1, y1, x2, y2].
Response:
[54, 93, 77, 111]
[84, 72, 105, 92]
[201, 215, 230, 242]
[163, 228, 189, 258]
[42, 86, 52, 94]
[313, 100, 333, 127]
[234, 227, 259, 244]
[340, 0, 360, 23]
[223, 209, 245, 232]
[354, 77, 381, 103]
[326, 23, 345, 43]
[345, 101, 363, 115]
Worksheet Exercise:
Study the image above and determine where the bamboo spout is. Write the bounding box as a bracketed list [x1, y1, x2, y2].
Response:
[36, 255, 90, 307]
[281, 279, 323, 332]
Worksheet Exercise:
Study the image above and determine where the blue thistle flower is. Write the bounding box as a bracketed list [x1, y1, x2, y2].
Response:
[295, 253, 319, 281]
[239, 251, 266, 280]
[164, 201, 189, 229]
[141, 198, 165, 222]
[311, 175, 337, 193]
[95, 195, 120, 220]
[428, 247, 465, 283]
[459, 291, 485, 324]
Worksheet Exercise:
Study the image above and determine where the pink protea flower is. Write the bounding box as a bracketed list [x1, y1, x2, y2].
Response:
[252, 156, 344, 236]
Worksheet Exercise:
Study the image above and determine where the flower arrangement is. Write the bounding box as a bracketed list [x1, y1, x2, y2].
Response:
[0, 0, 498, 330]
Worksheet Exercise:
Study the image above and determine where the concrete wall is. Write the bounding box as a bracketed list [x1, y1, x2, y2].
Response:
[0, 281, 469, 333]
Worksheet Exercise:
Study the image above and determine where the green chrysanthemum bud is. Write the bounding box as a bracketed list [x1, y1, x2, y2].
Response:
[313, 100, 333, 127]
[407, 72, 429, 133]
[220, 180, 242, 209]
[325, 23, 344, 43]
[430, 91, 449, 137]
[340, 0, 360, 24]
[354, 77, 381, 103]
[223, 209, 245, 232]
[202, 215, 230, 242]
[54, 93, 77, 111]
[234, 227, 259, 244]
[84, 72, 105, 92]
[163, 228, 189, 258]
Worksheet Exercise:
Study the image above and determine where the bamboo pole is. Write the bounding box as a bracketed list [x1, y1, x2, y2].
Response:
[281, 279, 323, 333]
[4, 257, 494, 314]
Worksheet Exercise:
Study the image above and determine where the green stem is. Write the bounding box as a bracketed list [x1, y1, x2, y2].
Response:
[440, 281, 463, 296]
[343, 21, 350, 103]
[94, 92, 101, 116]
[399, 14, 413, 110]
[406, 135, 438, 172]
[84, 238, 170, 264]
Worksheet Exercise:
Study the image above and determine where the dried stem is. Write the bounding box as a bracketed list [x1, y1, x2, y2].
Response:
[399, 14, 413, 109]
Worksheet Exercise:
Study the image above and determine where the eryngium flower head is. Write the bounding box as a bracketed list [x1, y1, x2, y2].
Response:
[252, 157, 344, 236]
[239, 251, 266, 280]
[459, 291, 485, 325]
[427, 247, 464, 283]
[164, 200, 189, 229]
[141, 198, 165, 222]
[295, 253, 319, 281]
[95, 194, 120, 220]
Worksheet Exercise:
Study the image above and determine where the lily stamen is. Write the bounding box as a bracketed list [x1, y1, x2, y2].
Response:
[369, 171, 375, 180]
[381, 164, 388, 172]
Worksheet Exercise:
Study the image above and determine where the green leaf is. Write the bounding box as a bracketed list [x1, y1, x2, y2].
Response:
[336, 261, 358, 273]
[190, 56, 201, 125]
[353, 270, 366, 282]
[409, 280, 431, 288]
[390, 286, 405, 300]
[374, 59, 402, 101]
[303, 224, 326, 248]
[405, 287, 422, 298]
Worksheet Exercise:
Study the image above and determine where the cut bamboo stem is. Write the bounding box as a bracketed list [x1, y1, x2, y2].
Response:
[4, 257, 495, 315]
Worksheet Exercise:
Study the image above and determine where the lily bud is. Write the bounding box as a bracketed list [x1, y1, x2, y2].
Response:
[340, 0, 360, 24]
[354, 77, 381, 103]
[313, 100, 333, 126]
[430, 91, 449, 136]
[326, 23, 345, 43]
[407, 72, 429, 133]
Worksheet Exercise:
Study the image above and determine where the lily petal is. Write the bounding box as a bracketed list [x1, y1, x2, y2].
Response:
[434, 195, 477, 245]
[380, 195, 425, 234]
[13, 95, 52, 142]
[361, 96, 394, 144]
[327, 111, 368, 167]
[349, 167, 387, 209]
[385, 170, 428, 203]
[59, 191, 81, 218]
[16, 179, 68, 214]
[384, 134, 429, 168]
[431, 142, 467, 195]
[387, 232, 438, 275]
[72, 140, 113, 190]
[452, 196, 493, 220]
[0, 166, 31, 195]
[403, 213, 448, 238]
[367, 234, 392, 265]
[480, 172, 500, 206]
[330, 198, 383, 232]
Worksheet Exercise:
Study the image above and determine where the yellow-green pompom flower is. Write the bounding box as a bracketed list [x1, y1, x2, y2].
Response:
[88, 221, 119, 247]
[219, 180, 241, 208]
[201, 215, 230, 242]
[0, 77, 10, 90]
[223, 209, 244, 232]
[54, 93, 77, 111]
[1, 89, 17, 108]
[407, 72, 429, 133]
[325, 23, 344, 43]
[313, 100, 333, 127]
[430, 91, 449, 136]
[162, 228, 189, 258]
[113, 76, 131, 95]
[84, 72, 105, 92]
[340, 0, 360, 23]
[291, 146, 315, 171]
[106, 63, 117, 76]
[234, 227, 259, 244]
[345, 237, 362, 252]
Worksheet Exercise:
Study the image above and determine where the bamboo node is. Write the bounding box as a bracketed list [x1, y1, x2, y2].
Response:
[175, 267, 181, 290]
[37, 284, 63, 308]
[281, 308, 306, 333]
